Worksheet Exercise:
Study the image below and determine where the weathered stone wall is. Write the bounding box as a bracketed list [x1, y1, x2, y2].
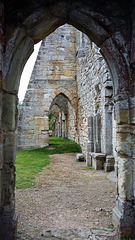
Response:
[67, 101, 78, 141]
[76, 34, 115, 158]
[18, 25, 114, 157]
[2, 1, 135, 238]
[17, 24, 78, 149]
[17, 23, 135, 238]
[0, 1, 4, 215]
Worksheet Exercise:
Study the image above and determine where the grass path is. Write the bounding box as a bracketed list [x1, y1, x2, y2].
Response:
[16, 137, 81, 189]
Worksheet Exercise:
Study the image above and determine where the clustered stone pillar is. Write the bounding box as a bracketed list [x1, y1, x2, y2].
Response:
[93, 115, 101, 153]
[55, 121, 59, 137]
[0, 3, 18, 239]
[103, 83, 113, 155]
[103, 83, 115, 172]
[86, 116, 94, 166]
[86, 114, 101, 166]
[54, 111, 67, 139]
[0, 93, 18, 240]
[95, 114, 101, 153]
[52, 120, 56, 136]
[112, 94, 135, 237]
[58, 115, 61, 137]
[62, 112, 66, 139]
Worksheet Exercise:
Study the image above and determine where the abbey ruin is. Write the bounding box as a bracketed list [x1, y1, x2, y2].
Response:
[18, 24, 115, 172]
[1, 1, 135, 239]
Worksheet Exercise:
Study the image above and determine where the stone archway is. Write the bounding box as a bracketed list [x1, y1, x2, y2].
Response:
[1, 1, 135, 239]
[17, 25, 78, 150]
[49, 93, 77, 140]
[49, 104, 60, 137]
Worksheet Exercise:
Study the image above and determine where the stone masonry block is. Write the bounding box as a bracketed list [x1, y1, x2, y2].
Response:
[131, 106, 135, 124]
[3, 132, 17, 164]
[3, 32, 34, 93]
[76, 153, 85, 161]
[2, 92, 18, 131]
[114, 100, 130, 124]
[0, 208, 18, 240]
[103, 88, 113, 97]
[36, 117, 49, 131]
[91, 153, 106, 170]
[116, 126, 132, 157]
[0, 144, 3, 169]
[104, 155, 115, 172]
[117, 157, 134, 201]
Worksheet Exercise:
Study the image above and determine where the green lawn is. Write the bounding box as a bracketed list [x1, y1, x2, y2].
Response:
[16, 137, 82, 189]
[121, 237, 135, 240]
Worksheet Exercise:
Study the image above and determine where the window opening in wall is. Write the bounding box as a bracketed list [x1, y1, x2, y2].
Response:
[49, 113, 55, 136]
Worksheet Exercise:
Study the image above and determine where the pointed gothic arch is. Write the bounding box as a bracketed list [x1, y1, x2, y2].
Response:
[1, 1, 135, 239]
[49, 92, 77, 139]
[49, 92, 73, 111]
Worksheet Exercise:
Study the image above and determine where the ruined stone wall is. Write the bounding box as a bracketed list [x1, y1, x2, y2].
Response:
[0, 1, 4, 213]
[76, 34, 115, 157]
[17, 24, 78, 149]
[18, 24, 115, 156]
[67, 101, 78, 141]
[3, 2, 135, 238]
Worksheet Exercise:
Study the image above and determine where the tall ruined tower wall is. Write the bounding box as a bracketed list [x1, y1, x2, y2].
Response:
[18, 24, 78, 149]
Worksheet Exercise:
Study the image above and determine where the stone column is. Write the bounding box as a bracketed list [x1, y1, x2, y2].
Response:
[0, 92, 18, 240]
[112, 95, 135, 237]
[55, 121, 58, 136]
[88, 116, 94, 151]
[62, 120, 65, 138]
[58, 122, 60, 137]
[102, 84, 115, 171]
[93, 115, 96, 152]
[100, 26, 135, 237]
[103, 84, 113, 155]
[103, 102, 115, 171]
[62, 112, 66, 139]
[105, 104, 113, 154]
[0, 4, 4, 232]
[58, 112, 61, 137]
[0, 91, 3, 230]
[0, 3, 18, 239]
[64, 115, 67, 138]
[59, 112, 62, 137]
[95, 114, 101, 153]
[52, 120, 55, 136]
[86, 116, 94, 166]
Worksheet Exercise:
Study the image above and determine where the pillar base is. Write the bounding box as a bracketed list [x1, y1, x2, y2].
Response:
[104, 155, 114, 172]
[113, 198, 135, 238]
[0, 208, 18, 240]
[91, 153, 106, 170]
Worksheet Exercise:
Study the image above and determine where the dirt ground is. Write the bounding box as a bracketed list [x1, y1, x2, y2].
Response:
[16, 153, 116, 239]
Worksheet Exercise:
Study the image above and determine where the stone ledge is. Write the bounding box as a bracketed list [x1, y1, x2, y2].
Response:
[104, 155, 115, 172]
[91, 153, 106, 170]
[76, 153, 85, 162]
[39, 227, 117, 240]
